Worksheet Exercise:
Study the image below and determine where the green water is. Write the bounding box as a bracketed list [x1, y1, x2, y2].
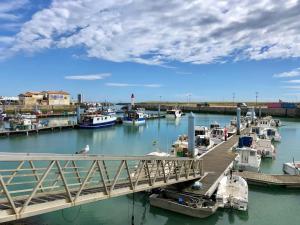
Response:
[0, 114, 300, 225]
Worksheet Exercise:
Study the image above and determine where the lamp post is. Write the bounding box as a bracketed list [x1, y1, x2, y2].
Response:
[232, 92, 235, 106]
[255, 91, 258, 108]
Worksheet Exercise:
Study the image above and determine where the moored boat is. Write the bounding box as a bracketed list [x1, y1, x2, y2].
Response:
[234, 147, 261, 172]
[150, 190, 218, 218]
[166, 108, 182, 118]
[78, 114, 116, 128]
[216, 173, 248, 211]
[123, 110, 146, 125]
[262, 127, 281, 142]
[283, 161, 300, 175]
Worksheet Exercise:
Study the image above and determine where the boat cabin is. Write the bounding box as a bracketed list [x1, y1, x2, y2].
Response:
[195, 126, 208, 136]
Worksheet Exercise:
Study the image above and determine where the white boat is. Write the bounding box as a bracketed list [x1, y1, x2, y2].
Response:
[195, 126, 214, 153]
[245, 110, 256, 121]
[262, 127, 281, 142]
[123, 110, 146, 125]
[210, 127, 225, 145]
[0, 113, 6, 121]
[234, 147, 261, 172]
[253, 138, 276, 158]
[85, 107, 100, 114]
[263, 116, 282, 127]
[195, 135, 214, 154]
[20, 113, 37, 120]
[216, 174, 248, 211]
[270, 119, 282, 127]
[166, 109, 182, 118]
[78, 114, 116, 128]
[102, 107, 116, 116]
[209, 121, 220, 129]
[258, 118, 271, 128]
[283, 161, 300, 175]
[195, 126, 210, 137]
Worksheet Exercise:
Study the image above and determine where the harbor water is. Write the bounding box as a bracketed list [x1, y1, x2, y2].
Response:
[0, 114, 300, 225]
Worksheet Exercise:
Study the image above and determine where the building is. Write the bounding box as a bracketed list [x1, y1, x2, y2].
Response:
[43, 91, 70, 106]
[18, 92, 44, 105]
[18, 91, 70, 106]
[77, 93, 83, 104]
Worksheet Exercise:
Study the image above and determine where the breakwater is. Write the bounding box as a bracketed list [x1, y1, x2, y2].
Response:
[137, 103, 300, 117]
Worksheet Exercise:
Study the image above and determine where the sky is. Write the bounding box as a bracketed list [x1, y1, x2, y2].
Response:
[1, 0, 300, 102]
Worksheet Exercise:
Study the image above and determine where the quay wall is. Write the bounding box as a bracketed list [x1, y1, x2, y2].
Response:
[137, 103, 299, 118]
[0, 105, 76, 114]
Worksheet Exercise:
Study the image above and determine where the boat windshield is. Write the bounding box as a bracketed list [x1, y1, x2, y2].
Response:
[196, 137, 210, 146]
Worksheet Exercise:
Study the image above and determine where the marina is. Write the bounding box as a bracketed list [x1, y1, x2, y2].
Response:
[0, 112, 300, 225]
[2, 1, 300, 224]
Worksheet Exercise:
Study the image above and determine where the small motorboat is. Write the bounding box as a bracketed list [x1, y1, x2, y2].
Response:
[150, 190, 218, 218]
[262, 127, 281, 142]
[210, 127, 226, 145]
[195, 135, 215, 154]
[283, 160, 300, 175]
[166, 108, 182, 118]
[234, 147, 261, 172]
[253, 138, 276, 158]
[216, 173, 248, 211]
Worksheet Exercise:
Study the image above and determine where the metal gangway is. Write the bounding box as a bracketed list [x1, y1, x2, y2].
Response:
[0, 152, 203, 223]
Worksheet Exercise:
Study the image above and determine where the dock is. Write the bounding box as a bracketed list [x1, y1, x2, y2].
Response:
[236, 171, 300, 188]
[0, 123, 76, 137]
[171, 130, 247, 197]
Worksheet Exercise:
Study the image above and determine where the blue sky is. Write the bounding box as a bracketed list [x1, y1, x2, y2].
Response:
[1, 0, 300, 102]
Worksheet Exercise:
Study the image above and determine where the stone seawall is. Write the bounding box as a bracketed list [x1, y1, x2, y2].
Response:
[0, 105, 76, 113]
[137, 104, 300, 118]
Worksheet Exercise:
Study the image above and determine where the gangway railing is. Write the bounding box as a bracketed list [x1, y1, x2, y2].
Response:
[0, 153, 203, 223]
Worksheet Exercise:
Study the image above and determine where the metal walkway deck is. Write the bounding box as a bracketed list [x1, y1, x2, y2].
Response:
[0, 153, 203, 223]
[236, 171, 300, 188]
[182, 132, 243, 197]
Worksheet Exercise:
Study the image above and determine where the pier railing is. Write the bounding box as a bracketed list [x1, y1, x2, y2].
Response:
[0, 153, 203, 223]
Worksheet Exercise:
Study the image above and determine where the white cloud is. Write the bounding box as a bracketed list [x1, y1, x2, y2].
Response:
[65, 73, 111, 80]
[106, 83, 162, 88]
[0, 0, 28, 21]
[2, 0, 300, 64]
[274, 68, 300, 78]
[282, 86, 300, 89]
[283, 79, 300, 83]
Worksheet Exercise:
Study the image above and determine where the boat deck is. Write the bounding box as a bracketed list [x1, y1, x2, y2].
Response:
[236, 171, 300, 188]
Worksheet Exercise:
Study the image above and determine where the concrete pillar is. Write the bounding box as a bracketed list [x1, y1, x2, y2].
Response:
[237, 107, 241, 135]
[158, 104, 161, 116]
[188, 112, 195, 157]
[259, 106, 262, 119]
[251, 107, 255, 123]
[76, 106, 81, 123]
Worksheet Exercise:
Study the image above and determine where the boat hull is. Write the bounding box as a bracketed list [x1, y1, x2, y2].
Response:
[283, 163, 300, 175]
[149, 194, 217, 218]
[78, 120, 116, 129]
[123, 118, 146, 125]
